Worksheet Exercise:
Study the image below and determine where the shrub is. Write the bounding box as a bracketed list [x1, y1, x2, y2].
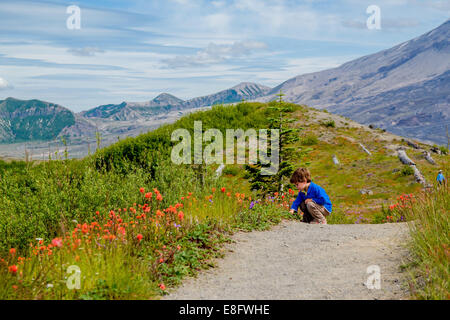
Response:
[222, 165, 240, 176]
[321, 120, 335, 128]
[439, 145, 448, 155]
[400, 166, 414, 176]
[301, 135, 318, 146]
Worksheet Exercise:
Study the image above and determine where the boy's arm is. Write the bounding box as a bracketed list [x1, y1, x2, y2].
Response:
[290, 192, 305, 211]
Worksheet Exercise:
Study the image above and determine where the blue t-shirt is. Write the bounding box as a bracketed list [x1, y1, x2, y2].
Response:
[291, 181, 332, 213]
[437, 173, 445, 182]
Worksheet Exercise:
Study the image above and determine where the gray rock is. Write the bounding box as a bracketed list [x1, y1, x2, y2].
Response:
[359, 189, 374, 195]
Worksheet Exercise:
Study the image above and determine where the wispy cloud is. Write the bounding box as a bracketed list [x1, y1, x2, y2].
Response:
[342, 18, 420, 30]
[162, 41, 268, 68]
[67, 47, 105, 57]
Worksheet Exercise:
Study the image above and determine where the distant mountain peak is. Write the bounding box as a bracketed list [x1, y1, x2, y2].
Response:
[151, 93, 184, 105]
[231, 82, 271, 92]
[153, 92, 181, 100]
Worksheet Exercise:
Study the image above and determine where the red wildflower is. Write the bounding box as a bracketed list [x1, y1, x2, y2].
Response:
[178, 211, 184, 221]
[156, 193, 163, 201]
[51, 238, 63, 248]
[8, 265, 18, 274]
[221, 187, 225, 193]
[9, 248, 16, 255]
[139, 187, 145, 194]
[81, 223, 89, 234]
[159, 283, 166, 290]
[145, 192, 153, 199]
[137, 234, 143, 242]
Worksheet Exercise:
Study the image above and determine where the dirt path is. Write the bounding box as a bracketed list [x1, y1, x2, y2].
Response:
[163, 220, 411, 300]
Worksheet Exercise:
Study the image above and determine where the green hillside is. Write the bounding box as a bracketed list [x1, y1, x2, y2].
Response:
[0, 101, 447, 299]
[0, 97, 75, 143]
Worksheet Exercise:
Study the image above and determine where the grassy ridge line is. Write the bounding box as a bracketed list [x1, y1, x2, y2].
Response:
[93, 102, 275, 171]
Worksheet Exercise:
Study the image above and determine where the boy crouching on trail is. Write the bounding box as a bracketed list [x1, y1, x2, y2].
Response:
[289, 168, 332, 224]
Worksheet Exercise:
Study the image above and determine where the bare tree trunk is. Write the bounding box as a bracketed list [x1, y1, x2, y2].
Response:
[398, 148, 430, 187]
[359, 143, 371, 155]
[406, 140, 420, 149]
[411, 165, 428, 186]
[397, 149, 415, 165]
[423, 151, 436, 165]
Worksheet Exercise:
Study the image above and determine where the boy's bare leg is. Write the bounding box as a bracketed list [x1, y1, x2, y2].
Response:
[305, 201, 328, 224]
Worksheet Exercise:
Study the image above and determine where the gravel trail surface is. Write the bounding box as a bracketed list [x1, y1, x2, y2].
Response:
[163, 220, 411, 300]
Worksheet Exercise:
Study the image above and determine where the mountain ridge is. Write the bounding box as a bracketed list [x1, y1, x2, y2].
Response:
[261, 19, 450, 144]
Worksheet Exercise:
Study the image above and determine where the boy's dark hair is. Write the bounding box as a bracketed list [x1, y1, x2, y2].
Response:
[290, 167, 312, 184]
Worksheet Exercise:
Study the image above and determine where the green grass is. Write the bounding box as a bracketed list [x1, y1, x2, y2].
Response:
[390, 179, 449, 298]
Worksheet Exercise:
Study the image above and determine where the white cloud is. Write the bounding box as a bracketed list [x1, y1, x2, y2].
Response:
[0, 77, 12, 90]
[162, 40, 268, 68]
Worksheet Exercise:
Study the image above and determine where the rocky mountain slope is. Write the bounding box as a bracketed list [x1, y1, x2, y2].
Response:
[262, 20, 450, 145]
[81, 82, 271, 121]
[181, 82, 271, 109]
[81, 93, 186, 121]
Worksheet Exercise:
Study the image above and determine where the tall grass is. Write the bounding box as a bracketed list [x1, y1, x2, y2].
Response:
[388, 162, 449, 299]
[405, 181, 449, 299]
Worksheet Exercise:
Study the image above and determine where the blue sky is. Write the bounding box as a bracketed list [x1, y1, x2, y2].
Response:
[0, 0, 448, 112]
